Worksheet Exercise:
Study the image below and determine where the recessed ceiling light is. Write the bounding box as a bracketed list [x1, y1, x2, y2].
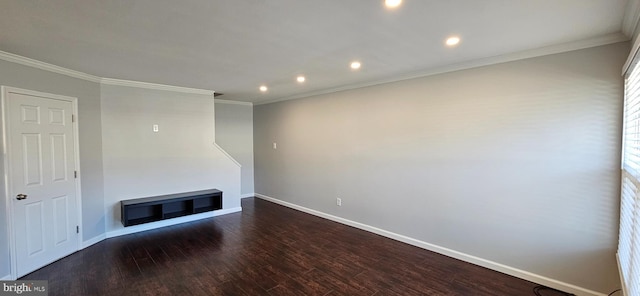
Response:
[297, 76, 306, 83]
[259, 85, 268, 92]
[446, 36, 461, 47]
[350, 61, 361, 70]
[385, 0, 402, 8]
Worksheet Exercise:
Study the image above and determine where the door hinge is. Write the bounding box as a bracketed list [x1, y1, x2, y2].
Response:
[76, 226, 79, 234]
[72, 114, 75, 122]
[74, 171, 77, 178]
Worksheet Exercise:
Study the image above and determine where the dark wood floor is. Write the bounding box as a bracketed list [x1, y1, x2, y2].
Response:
[21, 197, 567, 295]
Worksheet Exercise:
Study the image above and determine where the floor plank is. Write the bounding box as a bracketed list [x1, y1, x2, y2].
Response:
[20, 197, 569, 295]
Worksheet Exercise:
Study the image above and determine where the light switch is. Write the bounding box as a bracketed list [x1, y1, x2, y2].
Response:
[273, 142, 277, 149]
[153, 124, 159, 132]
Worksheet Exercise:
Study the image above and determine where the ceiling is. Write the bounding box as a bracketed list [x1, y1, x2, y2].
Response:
[0, 0, 631, 103]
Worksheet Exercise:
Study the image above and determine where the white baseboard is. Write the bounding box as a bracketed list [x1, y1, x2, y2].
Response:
[1, 274, 11, 280]
[82, 234, 106, 249]
[255, 193, 605, 296]
[241, 193, 256, 198]
[616, 253, 628, 296]
[106, 207, 242, 239]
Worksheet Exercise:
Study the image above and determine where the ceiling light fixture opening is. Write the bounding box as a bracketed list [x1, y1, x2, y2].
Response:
[446, 36, 461, 47]
[350, 61, 361, 70]
[297, 76, 306, 83]
[259, 85, 268, 92]
[385, 0, 402, 9]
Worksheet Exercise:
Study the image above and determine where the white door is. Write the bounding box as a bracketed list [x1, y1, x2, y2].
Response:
[4, 87, 79, 277]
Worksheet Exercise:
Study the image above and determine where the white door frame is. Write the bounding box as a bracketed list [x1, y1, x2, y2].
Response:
[1, 86, 83, 280]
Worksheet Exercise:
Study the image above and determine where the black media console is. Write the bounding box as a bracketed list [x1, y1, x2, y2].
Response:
[121, 189, 222, 227]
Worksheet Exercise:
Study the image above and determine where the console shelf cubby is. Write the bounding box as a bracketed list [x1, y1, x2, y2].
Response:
[121, 189, 222, 227]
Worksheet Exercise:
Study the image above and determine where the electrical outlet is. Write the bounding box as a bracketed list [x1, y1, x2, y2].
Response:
[337, 198, 342, 206]
[153, 124, 159, 132]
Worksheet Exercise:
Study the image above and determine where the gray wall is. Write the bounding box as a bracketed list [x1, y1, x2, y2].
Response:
[215, 101, 255, 195]
[0, 59, 244, 277]
[254, 42, 628, 293]
[101, 85, 241, 233]
[0, 60, 105, 277]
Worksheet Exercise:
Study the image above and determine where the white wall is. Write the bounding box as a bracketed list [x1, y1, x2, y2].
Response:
[253, 42, 628, 294]
[0, 59, 105, 278]
[215, 101, 255, 195]
[101, 84, 241, 233]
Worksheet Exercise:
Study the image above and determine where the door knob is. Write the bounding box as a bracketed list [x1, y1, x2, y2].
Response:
[16, 194, 27, 200]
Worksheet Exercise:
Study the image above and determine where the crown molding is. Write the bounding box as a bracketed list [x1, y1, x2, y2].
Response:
[100, 78, 214, 95]
[623, 0, 640, 38]
[255, 32, 629, 106]
[0, 50, 101, 83]
[0, 31, 628, 104]
[0, 50, 215, 95]
[214, 99, 253, 106]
